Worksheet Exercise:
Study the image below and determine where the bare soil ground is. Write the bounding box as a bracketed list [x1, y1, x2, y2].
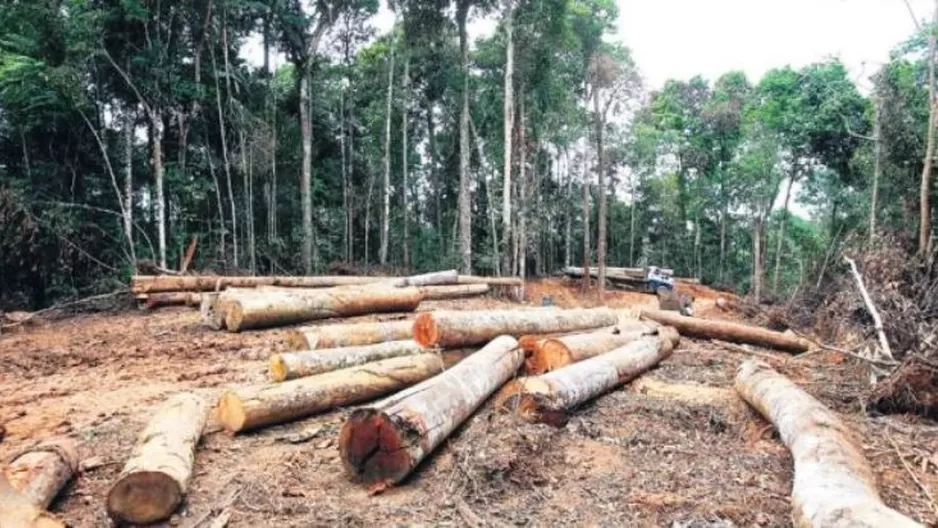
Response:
[1, 279, 936, 527]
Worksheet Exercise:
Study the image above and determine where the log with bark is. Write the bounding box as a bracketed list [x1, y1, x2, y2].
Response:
[522, 328, 651, 375]
[640, 309, 810, 353]
[0, 473, 63, 528]
[496, 328, 680, 426]
[131, 275, 381, 293]
[4, 438, 79, 510]
[418, 283, 489, 300]
[142, 292, 201, 309]
[286, 320, 414, 351]
[224, 287, 424, 332]
[107, 393, 208, 525]
[269, 340, 429, 381]
[413, 307, 618, 348]
[219, 351, 472, 433]
[388, 269, 458, 287]
[734, 360, 923, 527]
[339, 336, 522, 486]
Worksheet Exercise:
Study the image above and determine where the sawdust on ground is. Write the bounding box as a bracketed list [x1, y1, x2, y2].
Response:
[0, 279, 935, 527]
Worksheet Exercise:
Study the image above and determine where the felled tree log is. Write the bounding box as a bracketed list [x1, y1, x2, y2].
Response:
[286, 320, 413, 351]
[389, 270, 459, 287]
[269, 340, 429, 381]
[523, 328, 650, 375]
[339, 336, 521, 485]
[640, 309, 810, 353]
[107, 393, 208, 525]
[219, 351, 471, 433]
[0, 473, 63, 528]
[419, 283, 489, 300]
[496, 329, 680, 426]
[734, 360, 923, 527]
[143, 292, 200, 309]
[224, 287, 423, 332]
[131, 275, 382, 294]
[4, 438, 79, 510]
[414, 308, 618, 348]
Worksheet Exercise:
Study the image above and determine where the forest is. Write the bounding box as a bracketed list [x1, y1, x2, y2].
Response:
[0, 0, 934, 308]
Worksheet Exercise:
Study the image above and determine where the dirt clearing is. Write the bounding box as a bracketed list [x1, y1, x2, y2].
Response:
[1, 279, 935, 526]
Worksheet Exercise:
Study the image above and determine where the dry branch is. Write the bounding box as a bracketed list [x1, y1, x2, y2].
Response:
[734, 360, 923, 527]
[107, 393, 208, 525]
[495, 329, 679, 425]
[4, 438, 79, 511]
[286, 320, 413, 351]
[339, 336, 522, 485]
[640, 309, 810, 353]
[269, 340, 429, 381]
[219, 351, 470, 433]
[844, 256, 894, 361]
[413, 308, 618, 348]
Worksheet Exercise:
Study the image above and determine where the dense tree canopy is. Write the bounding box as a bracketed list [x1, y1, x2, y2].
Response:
[1, 0, 936, 308]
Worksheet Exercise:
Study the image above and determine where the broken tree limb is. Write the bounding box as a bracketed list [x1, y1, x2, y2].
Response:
[413, 308, 618, 348]
[640, 309, 810, 353]
[523, 328, 651, 375]
[107, 393, 208, 525]
[0, 473, 63, 528]
[418, 283, 489, 300]
[219, 351, 472, 433]
[339, 335, 522, 486]
[495, 329, 679, 426]
[285, 320, 413, 351]
[844, 256, 894, 362]
[224, 287, 424, 332]
[734, 360, 923, 527]
[269, 340, 430, 381]
[4, 438, 79, 510]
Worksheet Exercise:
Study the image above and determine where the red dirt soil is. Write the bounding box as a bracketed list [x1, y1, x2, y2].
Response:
[0, 278, 934, 526]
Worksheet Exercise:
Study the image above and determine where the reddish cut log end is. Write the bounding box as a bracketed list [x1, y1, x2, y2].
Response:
[339, 409, 419, 485]
[524, 339, 573, 375]
[493, 378, 553, 414]
[517, 335, 543, 354]
[224, 304, 245, 333]
[412, 313, 439, 347]
[285, 331, 313, 351]
[217, 392, 247, 433]
[106, 471, 182, 525]
[268, 355, 288, 382]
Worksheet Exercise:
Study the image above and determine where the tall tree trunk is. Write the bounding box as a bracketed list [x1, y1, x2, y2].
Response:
[427, 106, 441, 233]
[300, 71, 314, 273]
[581, 165, 591, 291]
[921, 4, 938, 254]
[402, 55, 411, 269]
[340, 91, 349, 262]
[347, 110, 355, 262]
[206, 147, 225, 263]
[211, 41, 237, 268]
[753, 215, 763, 302]
[470, 117, 500, 275]
[593, 89, 606, 300]
[501, 2, 515, 277]
[270, 89, 278, 242]
[870, 92, 882, 245]
[518, 95, 527, 286]
[564, 148, 573, 268]
[719, 200, 727, 283]
[364, 162, 376, 265]
[151, 114, 167, 269]
[773, 170, 796, 293]
[629, 173, 636, 267]
[123, 107, 136, 266]
[380, 45, 394, 266]
[457, 2, 472, 273]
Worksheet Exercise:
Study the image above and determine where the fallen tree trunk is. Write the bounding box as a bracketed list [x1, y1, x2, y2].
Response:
[286, 320, 413, 351]
[143, 292, 200, 309]
[496, 329, 680, 426]
[419, 283, 489, 300]
[734, 360, 923, 527]
[523, 328, 650, 375]
[269, 340, 429, 381]
[219, 351, 471, 433]
[640, 309, 810, 353]
[107, 393, 208, 525]
[0, 474, 63, 528]
[339, 336, 522, 485]
[414, 308, 618, 348]
[4, 438, 79, 510]
[389, 270, 458, 287]
[224, 287, 424, 332]
[131, 275, 383, 293]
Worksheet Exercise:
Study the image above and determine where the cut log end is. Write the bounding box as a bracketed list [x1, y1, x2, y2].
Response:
[217, 392, 247, 433]
[285, 331, 314, 351]
[224, 305, 245, 333]
[339, 409, 417, 485]
[493, 378, 553, 416]
[412, 313, 438, 347]
[268, 355, 288, 382]
[524, 339, 573, 375]
[106, 471, 182, 525]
